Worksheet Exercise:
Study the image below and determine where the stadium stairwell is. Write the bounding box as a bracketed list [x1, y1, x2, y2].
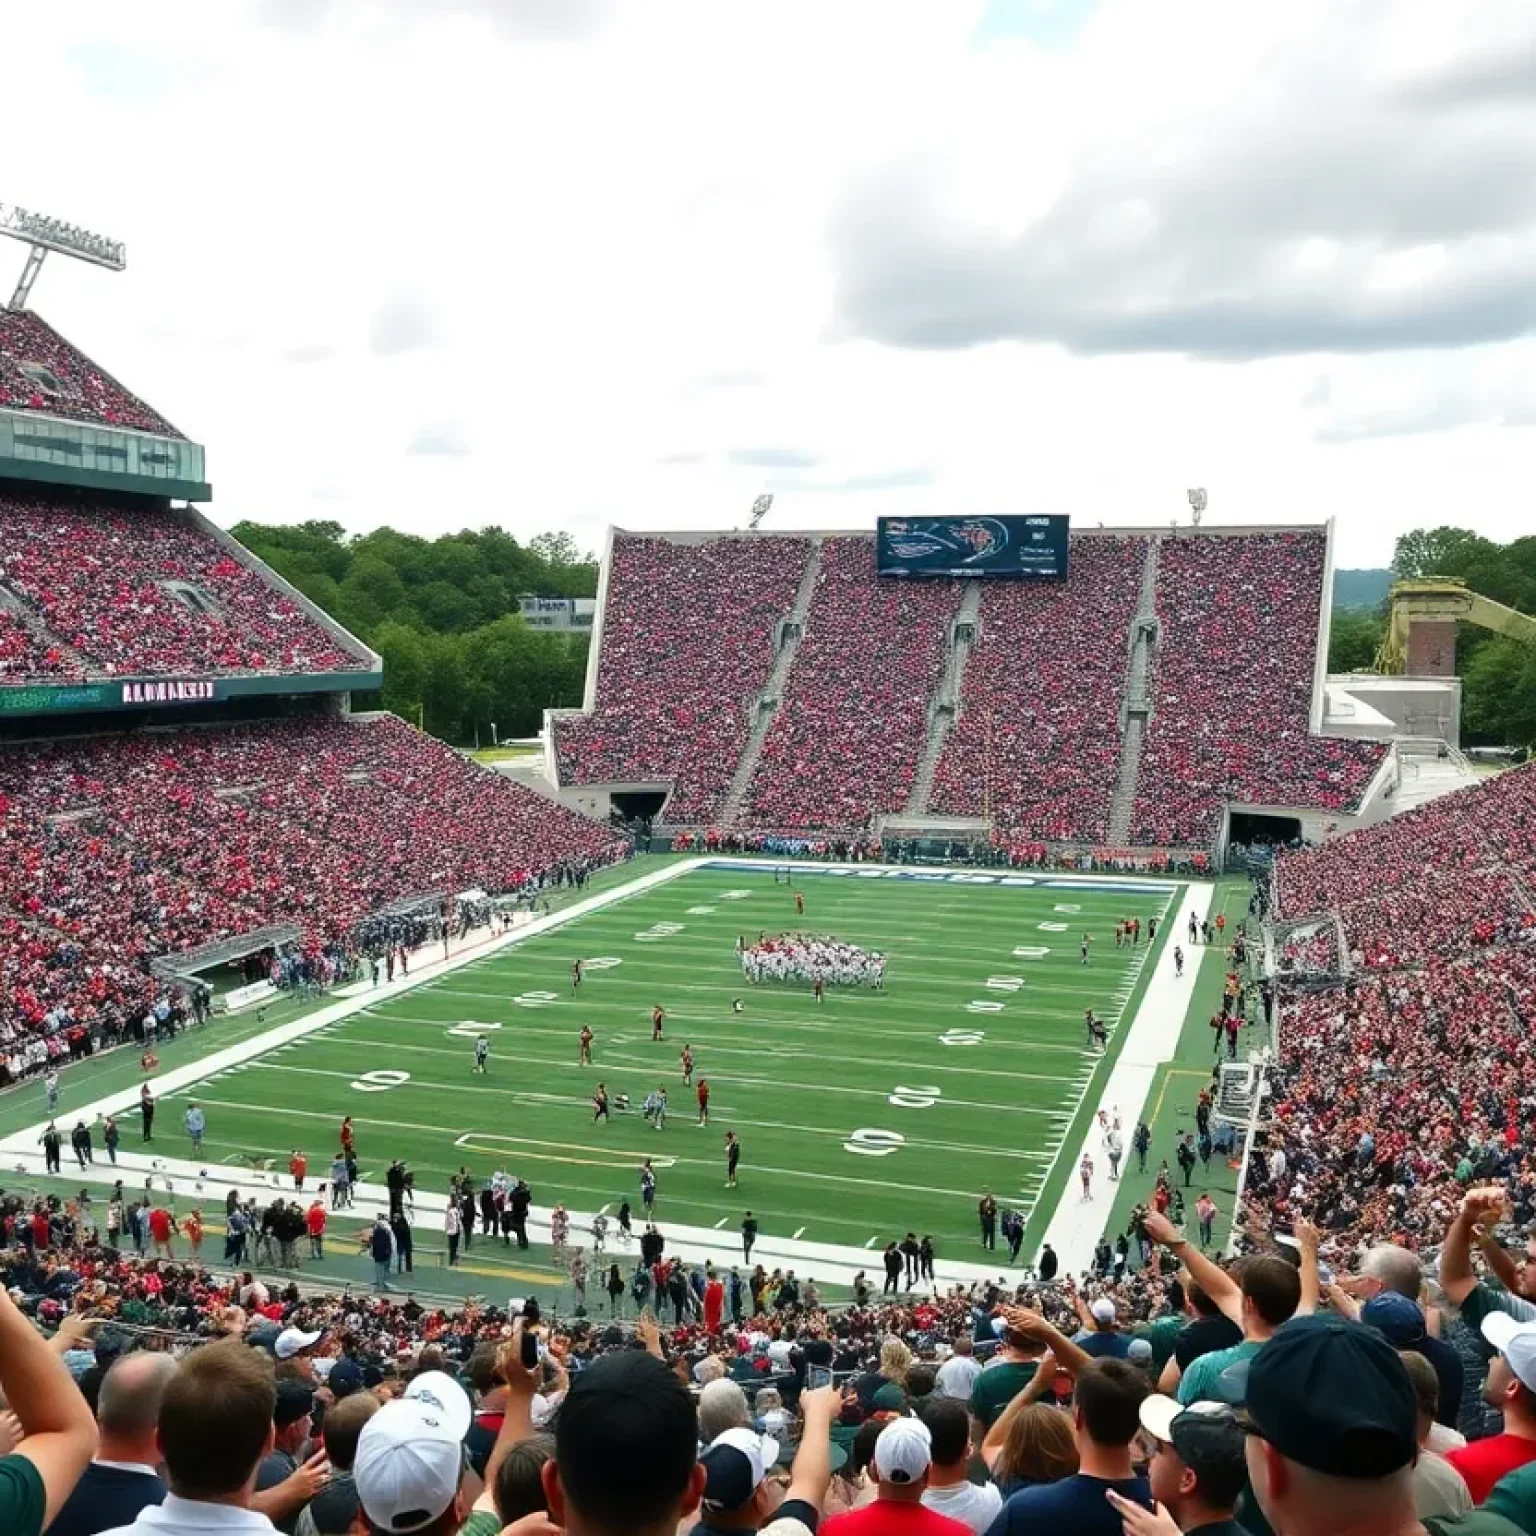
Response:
[1106, 536, 1163, 845]
[904, 580, 983, 815]
[719, 534, 825, 824]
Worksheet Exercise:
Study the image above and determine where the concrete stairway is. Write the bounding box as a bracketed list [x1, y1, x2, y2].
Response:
[719, 536, 826, 824]
[1106, 538, 1162, 845]
[904, 581, 983, 815]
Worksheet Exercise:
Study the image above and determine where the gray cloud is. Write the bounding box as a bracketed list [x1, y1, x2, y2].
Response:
[370, 295, 438, 355]
[819, 466, 935, 493]
[729, 447, 820, 469]
[1315, 395, 1536, 444]
[829, 15, 1536, 359]
[407, 423, 473, 456]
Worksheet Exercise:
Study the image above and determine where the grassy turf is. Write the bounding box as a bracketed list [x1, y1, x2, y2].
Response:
[141, 866, 1179, 1262]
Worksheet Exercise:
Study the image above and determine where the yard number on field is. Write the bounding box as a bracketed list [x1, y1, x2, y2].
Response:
[844, 1128, 905, 1157]
[351, 1070, 410, 1093]
[888, 1085, 941, 1108]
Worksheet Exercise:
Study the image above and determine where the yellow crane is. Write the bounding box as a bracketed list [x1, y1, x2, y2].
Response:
[1375, 577, 1536, 674]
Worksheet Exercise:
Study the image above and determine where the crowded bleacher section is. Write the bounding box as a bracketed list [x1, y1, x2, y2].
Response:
[743, 536, 960, 830]
[1131, 531, 1386, 847]
[0, 715, 627, 1076]
[0, 490, 371, 682]
[553, 533, 810, 823]
[0, 309, 181, 436]
[930, 537, 1147, 843]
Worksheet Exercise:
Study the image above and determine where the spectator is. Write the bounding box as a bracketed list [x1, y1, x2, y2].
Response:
[253, 1380, 323, 1534]
[981, 1354, 1151, 1536]
[699, 1380, 754, 1446]
[43, 1352, 170, 1536]
[1398, 1350, 1473, 1521]
[984, 1404, 1078, 1498]
[1130, 1396, 1249, 1535]
[970, 1325, 1047, 1429]
[294, 1393, 378, 1536]
[1444, 1315, 1536, 1503]
[936, 1336, 982, 1402]
[821, 1416, 968, 1536]
[353, 1372, 474, 1536]
[99, 1339, 273, 1536]
[919, 1396, 1002, 1534]
[541, 1351, 704, 1536]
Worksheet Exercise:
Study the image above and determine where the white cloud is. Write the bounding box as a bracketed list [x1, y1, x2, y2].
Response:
[2, 0, 1533, 570]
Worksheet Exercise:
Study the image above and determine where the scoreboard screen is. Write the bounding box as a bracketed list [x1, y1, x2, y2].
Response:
[876, 514, 1070, 579]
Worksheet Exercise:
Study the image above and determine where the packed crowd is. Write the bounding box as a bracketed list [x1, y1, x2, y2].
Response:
[0, 490, 371, 681]
[930, 537, 1148, 844]
[0, 308, 182, 436]
[1274, 759, 1536, 969]
[0, 714, 626, 1071]
[6, 1181, 1536, 1536]
[554, 535, 810, 822]
[1131, 532, 1386, 846]
[745, 537, 961, 830]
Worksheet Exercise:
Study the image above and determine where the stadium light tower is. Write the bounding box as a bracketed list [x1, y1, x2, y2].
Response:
[1187, 487, 1208, 526]
[0, 201, 126, 312]
[748, 493, 774, 530]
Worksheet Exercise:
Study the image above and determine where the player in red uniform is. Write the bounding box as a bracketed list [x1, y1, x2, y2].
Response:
[794, 891, 805, 916]
[680, 1045, 694, 1085]
[579, 1025, 594, 1066]
[697, 1077, 710, 1125]
[652, 1005, 665, 1040]
[813, 977, 824, 1005]
[340, 1116, 355, 1159]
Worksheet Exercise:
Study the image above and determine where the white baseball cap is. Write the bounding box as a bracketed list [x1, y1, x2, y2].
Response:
[274, 1327, 324, 1361]
[356, 1378, 472, 1533]
[1091, 1298, 1118, 1325]
[403, 1371, 473, 1440]
[1482, 1313, 1536, 1394]
[874, 1416, 932, 1485]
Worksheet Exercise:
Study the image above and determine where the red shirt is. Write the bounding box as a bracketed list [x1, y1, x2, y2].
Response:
[148, 1208, 172, 1241]
[1446, 1434, 1536, 1503]
[306, 1206, 326, 1236]
[698, 1083, 709, 1106]
[823, 1500, 970, 1536]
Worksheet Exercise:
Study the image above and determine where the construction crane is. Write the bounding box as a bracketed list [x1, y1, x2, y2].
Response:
[1375, 577, 1536, 674]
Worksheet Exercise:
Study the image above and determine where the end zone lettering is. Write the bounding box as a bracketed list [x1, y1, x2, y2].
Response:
[120, 679, 216, 705]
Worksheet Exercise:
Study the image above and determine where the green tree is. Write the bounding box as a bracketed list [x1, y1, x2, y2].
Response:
[1463, 638, 1536, 749]
[1328, 608, 1384, 672]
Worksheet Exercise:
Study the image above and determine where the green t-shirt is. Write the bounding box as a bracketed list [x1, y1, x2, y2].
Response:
[1483, 1461, 1536, 1535]
[969, 1360, 1039, 1426]
[1459, 1282, 1536, 1331]
[1133, 1316, 1184, 1374]
[1425, 1514, 1526, 1536]
[1177, 1338, 1262, 1405]
[459, 1512, 503, 1536]
[0, 1455, 44, 1536]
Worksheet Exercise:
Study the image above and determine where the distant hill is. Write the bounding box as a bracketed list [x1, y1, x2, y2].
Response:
[1333, 568, 1391, 610]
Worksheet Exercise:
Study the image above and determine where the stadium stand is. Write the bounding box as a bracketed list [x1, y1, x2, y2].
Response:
[929, 535, 1147, 842]
[741, 535, 962, 830]
[1130, 530, 1386, 847]
[553, 533, 811, 823]
[0, 715, 627, 1069]
[0, 308, 181, 436]
[0, 489, 370, 680]
[1273, 759, 1536, 967]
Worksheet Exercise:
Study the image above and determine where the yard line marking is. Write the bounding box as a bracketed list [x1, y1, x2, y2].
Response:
[714, 1217, 729, 1229]
[793, 1226, 806, 1239]
[598, 1203, 611, 1215]
[864, 1236, 880, 1248]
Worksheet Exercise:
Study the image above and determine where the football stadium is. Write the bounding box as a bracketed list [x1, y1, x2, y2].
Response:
[4, 55, 1536, 1536]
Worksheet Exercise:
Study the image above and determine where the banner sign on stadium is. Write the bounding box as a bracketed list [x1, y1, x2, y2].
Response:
[0, 684, 115, 714]
[120, 679, 217, 706]
[876, 514, 1070, 579]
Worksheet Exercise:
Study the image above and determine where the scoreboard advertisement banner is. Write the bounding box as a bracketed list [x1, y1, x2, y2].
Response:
[876, 514, 1070, 579]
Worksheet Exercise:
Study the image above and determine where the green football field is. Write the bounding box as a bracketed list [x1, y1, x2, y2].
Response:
[150, 865, 1178, 1257]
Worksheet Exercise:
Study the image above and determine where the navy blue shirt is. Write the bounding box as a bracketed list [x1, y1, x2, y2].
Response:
[983, 1473, 1152, 1536]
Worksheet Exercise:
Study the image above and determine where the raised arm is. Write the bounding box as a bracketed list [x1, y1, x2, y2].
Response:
[1294, 1218, 1321, 1318]
[981, 1350, 1058, 1468]
[1440, 1187, 1507, 1308]
[786, 1385, 840, 1510]
[1142, 1212, 1242, 1326]
[0, 1288, 97, 1529]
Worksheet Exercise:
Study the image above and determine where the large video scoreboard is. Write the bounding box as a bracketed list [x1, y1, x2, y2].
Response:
[876, 514, 1069, 579]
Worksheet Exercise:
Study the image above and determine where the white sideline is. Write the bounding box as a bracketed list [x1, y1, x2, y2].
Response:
[1037, 883, 1215, 1274]
[0, 856, 1192, 1292]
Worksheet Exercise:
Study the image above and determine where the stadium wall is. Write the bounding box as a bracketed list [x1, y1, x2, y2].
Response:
[1310, 516, 1337, 736]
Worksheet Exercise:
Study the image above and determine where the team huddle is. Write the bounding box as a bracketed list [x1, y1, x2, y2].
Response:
[738, 931, 886, 989]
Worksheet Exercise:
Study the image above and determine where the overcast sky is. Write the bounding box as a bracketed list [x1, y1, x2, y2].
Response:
[8, 0, 1536, 567]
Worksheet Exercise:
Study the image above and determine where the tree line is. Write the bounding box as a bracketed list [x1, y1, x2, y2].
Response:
[1328, 527, 1536, 749]
[231, 520, 595, 744]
